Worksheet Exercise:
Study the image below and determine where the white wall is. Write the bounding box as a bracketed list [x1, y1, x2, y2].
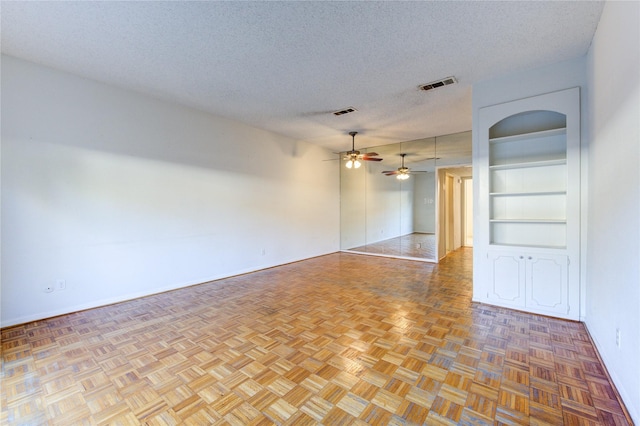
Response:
[399, 178, 414, 237]
[1, 55, 340, 327]
[413, 172, 436, 234]
[365, 166, 411, 245]
[340, 163, 367, 249]
[586, 1, 640, 421]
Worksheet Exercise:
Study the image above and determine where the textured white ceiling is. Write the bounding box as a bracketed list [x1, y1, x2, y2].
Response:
[1, 1, 604, 151]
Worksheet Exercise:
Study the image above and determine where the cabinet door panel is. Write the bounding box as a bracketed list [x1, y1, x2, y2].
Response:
[488, 253, 525, 306]
[526, 254, 569, 315]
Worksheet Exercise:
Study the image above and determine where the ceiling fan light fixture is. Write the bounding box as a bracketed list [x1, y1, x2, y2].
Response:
[397, 173, 410, 180]
[343, 132, 380, 169]
[345, 159, 361, 169]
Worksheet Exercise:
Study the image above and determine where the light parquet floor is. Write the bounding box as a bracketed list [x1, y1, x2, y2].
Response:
[1, 248, 631, 425]
[348, 233, 437, 260]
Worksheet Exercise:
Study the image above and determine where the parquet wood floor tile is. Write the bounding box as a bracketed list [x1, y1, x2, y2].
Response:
[1, 248, 632, 425]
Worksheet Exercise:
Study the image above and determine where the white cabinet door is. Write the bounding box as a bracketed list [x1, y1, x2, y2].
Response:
[526, 254, 569, 316]
[488, 251, 570, 316]
[488, 252, 526, 308]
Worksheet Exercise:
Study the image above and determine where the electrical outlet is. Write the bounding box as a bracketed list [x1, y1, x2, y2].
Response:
[56, 279, 66, 291]
[616, 328, 621, 348]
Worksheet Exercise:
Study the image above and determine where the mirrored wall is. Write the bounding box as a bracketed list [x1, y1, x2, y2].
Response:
[340, 131, 472, 262]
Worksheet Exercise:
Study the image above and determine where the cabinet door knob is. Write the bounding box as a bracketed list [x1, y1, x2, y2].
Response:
[519, 256, 524, 259]
[528, 256, 532, 260]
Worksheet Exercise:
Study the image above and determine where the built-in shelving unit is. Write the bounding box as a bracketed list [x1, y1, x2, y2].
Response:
[474, 87, 581, 320]
[489, 127, 568, 248]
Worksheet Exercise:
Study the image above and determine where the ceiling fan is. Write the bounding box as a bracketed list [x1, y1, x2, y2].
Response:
[382, 153, 427, 180]
[342, 131, 383, 168]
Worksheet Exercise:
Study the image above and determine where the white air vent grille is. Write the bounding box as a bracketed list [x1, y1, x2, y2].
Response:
[333, 107, 357, 116]
[419, 76, 457, 91]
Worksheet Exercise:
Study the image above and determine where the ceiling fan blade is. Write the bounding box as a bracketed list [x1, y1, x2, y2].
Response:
[362, 157, 383, 162]
[363, 152, 379, 157]
[382, 171, 398, 175]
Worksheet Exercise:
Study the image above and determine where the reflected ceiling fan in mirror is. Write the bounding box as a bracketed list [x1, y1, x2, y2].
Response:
[382, 153, 428, 180]
[342, 131, 383, 169]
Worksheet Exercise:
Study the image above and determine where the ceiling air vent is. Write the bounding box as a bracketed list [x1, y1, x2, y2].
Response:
[333, 107, 357, 116]
[419, 76, 457, 92]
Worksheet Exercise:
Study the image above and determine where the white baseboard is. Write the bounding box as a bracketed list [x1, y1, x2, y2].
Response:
[584, 322, 639, 424]
[1, 252, 336, 328]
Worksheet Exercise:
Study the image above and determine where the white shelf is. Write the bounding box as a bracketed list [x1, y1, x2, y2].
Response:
[489, 242, 567, 250]
[490, 219, 566, 224]
[488, 122, 568, 249]
[489, 127, 566, 144]
[489, 158, 566, 170]
[490, 190, 566, 197]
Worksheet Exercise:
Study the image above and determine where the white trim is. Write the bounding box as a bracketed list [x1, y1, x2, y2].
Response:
[0, 253, 335, 328]
[585, 322, 639, 423]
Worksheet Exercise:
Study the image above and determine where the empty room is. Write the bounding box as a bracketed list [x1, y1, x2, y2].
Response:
[1, 1, 638, 425]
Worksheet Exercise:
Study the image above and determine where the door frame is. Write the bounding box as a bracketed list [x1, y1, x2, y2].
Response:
[436, 165, 472, 260]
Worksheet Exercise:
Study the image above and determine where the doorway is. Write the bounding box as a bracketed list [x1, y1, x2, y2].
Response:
[437, 166, 473, 260]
